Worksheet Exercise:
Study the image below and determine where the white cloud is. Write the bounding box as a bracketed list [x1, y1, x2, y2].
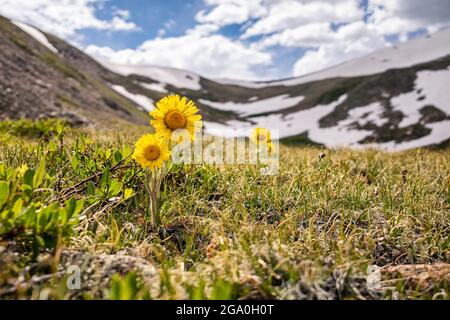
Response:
[242, 0, 364, 39]
[367, 0, 450, 36]
[293, 22, 387, 76]
[256, 22, 334, 48]
[196, 0, 267, 27]
[0, 0, 139, 39]
[86, 24, 272, 80]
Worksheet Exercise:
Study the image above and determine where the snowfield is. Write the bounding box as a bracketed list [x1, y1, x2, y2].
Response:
[391, 66, 450, 128]
[139, 82, 168, 93]
[11, 20, 59, 54]
[203, 32, 450, 152]
[203, 95, 348, 138]
[199, 94, 305, 116]
[110, 85, 154, 112]
[204, 70, 450, 151]
[309, 102, 387, 148]
[106, 63, 202, 91]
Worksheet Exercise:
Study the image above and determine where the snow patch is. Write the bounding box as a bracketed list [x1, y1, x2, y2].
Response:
[308, 102, 386, 148]
[203, 95, 348, 138]
[200, 94, 304, 117]
[106, 63, 201, 90]
[139, 82, 168, 93]
[347, 102, 388, 127]
[391, 67, 450, 128]
[11, 20, 59, 54]
[110, 85, 154, 112]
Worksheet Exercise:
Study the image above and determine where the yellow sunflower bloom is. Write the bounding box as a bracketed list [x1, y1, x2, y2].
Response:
[133, 134, 171, 170]
[250, 127, 272, 144]
[150, 95, 202, 140]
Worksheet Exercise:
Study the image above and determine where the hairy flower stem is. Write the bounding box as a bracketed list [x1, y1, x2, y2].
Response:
[144, 166, 165, 228]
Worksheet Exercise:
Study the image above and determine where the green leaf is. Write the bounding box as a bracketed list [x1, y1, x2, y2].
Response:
[32, 159, 46, 188]
[56, 123, 64, 135]
[122, 145, 132, 158]
[21, 184, 33, 203]
[114, 150, 122, 164]
[12, 198, 23, 216]
[109, 180, 123, 197]
[0, 181, 9, 207]
[105, 149, 112, 160]
[109, 272, 139, 300]
[86, 181, 95, 196]
[23, 169, 34, 187]
[71, 156, 79, 172]
[100, 167, 111, 191]
[65, 198, 77, 220]
[63, 198, 84, 224]
[88, 159, 96, 172]
[210, 279, 235, 300]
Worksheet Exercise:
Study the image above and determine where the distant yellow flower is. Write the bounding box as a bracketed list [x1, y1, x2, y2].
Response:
[133, 134, 171, 170]
[267, 141, 274, 154]
[251, 127, 272, 144]
[150, 95, 202, 140]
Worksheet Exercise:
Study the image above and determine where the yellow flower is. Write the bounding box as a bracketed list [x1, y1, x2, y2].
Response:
[250, 127, 272, 144]
[133, 134, 171, 169]
[150, 95, 202, 140]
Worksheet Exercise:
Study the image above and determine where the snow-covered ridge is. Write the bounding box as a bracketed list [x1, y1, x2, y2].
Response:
[199, 94, 304, 117]
[11, 20, 59, 54]
[204, 67, 450, 151]
[105, 63, 201, 91]
[203, 95, 348, 138]
[110, 85, 154, 112]
[217, 28, 450, 88]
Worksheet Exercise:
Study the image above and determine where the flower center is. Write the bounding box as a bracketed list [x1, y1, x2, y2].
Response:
[144, 145, 161, 161]
[164, 110, 186, 130]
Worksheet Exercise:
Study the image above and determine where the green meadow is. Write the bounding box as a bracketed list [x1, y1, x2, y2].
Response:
[0, 119, 449, 300]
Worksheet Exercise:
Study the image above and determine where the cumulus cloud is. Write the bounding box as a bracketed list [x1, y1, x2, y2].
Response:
[195, 0, 267, 27]
[242, 0, 364, 39]
[367, 0, 450, 36]
[293, 22, 387, 76]
[0, 0, 139, 39]
[256, 22, 334, 48]
[86, 24, 272, 80]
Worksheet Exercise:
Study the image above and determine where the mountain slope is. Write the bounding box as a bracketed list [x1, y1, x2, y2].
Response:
[1, 15, 449, 150]
[0, 16, 150, 126]
[93, 29, 450, 151]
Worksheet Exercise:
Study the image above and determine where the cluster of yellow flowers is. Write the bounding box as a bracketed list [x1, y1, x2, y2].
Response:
[132, 94, 275, 226]
[133, 95, 202, 170]
[132, 95, 203, 226]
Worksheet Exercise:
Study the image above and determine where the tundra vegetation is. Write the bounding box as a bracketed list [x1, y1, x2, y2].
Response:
[0, 119, 449, 300]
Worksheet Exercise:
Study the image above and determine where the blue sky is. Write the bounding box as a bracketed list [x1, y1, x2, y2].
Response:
[1, 0, 449, 80]
[89, 0, 203, 49]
